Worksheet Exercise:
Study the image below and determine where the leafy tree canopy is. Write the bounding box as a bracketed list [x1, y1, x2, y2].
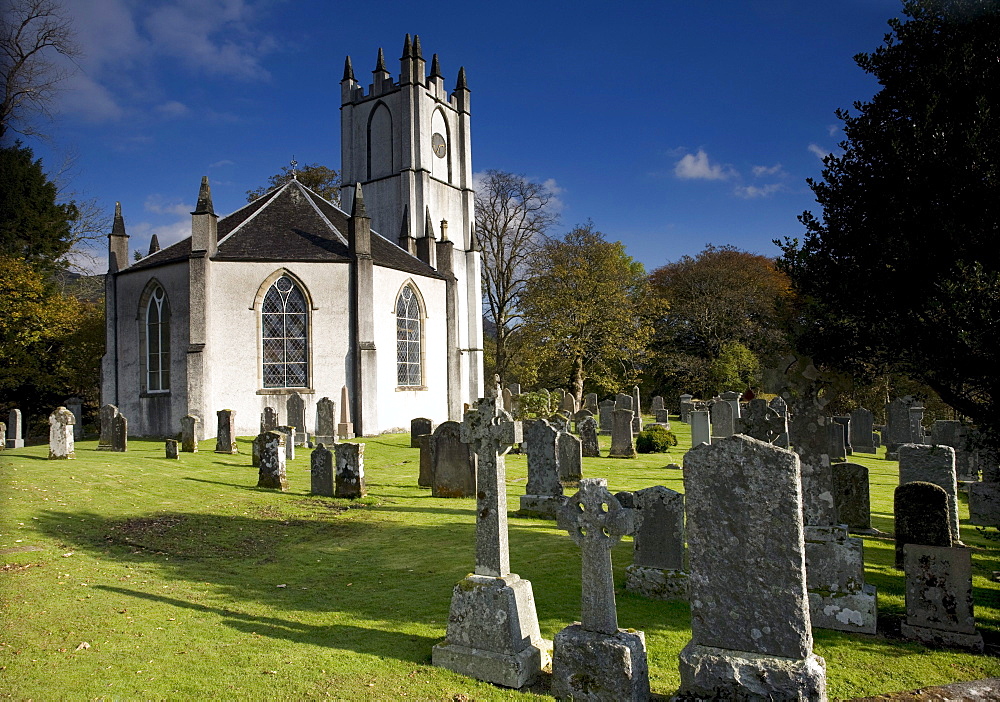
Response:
[246, 163, 341, 205]
[777, 0, 1000, 441]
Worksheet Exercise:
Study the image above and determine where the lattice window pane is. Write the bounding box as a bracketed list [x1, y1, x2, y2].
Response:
[261, 276, 309, 388]
[395, 285, 422, 387]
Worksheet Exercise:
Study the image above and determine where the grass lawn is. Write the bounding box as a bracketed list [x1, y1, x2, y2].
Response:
[1, 419, 998, 699]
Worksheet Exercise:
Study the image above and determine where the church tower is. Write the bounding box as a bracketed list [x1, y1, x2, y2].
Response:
[340, 36, 482, 408]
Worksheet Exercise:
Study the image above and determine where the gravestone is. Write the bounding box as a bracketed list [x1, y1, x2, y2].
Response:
[276, 424, 296, 461]
[310, 443, 334, 496]
[65, 397, 83, 440]
[215, 409, 238, 454]
[418, 433, 435, 488]
[111, 413, 128, 452]
[553, 479, 648, 701]
[901, 545, 983, 652]
[431, 421, 476, 498]
[410, 417, 433, 448]
[180, 414, 200, 452]
[559, 392, 576, 414]
[572, 409, 593, 434]
[260, 406, 279, 433]
[720, 390, 741, 419]
[548, 412, 570, 433]
[690, 410, 710, 447]
[736, 398, 785, 445]
[251, 433, 263, 467]
[286, 392, 306, 445]
[584, 392, 598, 413]
[558, 431, 582, 483]
[165, 438, 179, 459]
[598, 400, 614, 436]
[833, 416, 852, 455]
[632, 385, 642, 417]
[520, 420, 565, 517]
[885, 396, 916, 455]
[433, 382, 549, 688]
[256, 431, 287, 490]
[579, 416, 600, 458]
[898, 444, 960, 543]
[827, 420, 847, 461]
[679, 393, 694, 423]
[6, 409, 24, 449]
[97, 404, 118, 450]
[894, 481, 952, 569]
[849, 408, 877, 453]
[0, 422, 7, 450]
[625, 485, 687, 600]
[508, 382, 521, 395]
[832, 462, 873, 533]
[654, 409, 670, 425]
[501, 387, 513, 413]
[48, 407, 75, 459]
[608, 409, 636, 458]
[679, 435, 827, 701]
[931, 420, 976, 482]
[314, 397, 336, 445]
[909, 405, 926, 443]
[338, 385, 354, 439]
[615, 393, 632, 412]
[631, 411, 643, 435]
[710, 400, 734, 440]
[969, 449, 1000, 528]
[335, 442, 366, 498]
[651, 396, 665, 413]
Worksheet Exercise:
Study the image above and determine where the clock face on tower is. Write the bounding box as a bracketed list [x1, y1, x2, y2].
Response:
[432, 133, 447, 158]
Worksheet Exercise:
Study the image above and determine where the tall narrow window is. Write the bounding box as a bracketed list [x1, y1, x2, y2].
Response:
[396, 285, 422, 387]
[262, 275, 308, 388]
[146, 286, 170, 392]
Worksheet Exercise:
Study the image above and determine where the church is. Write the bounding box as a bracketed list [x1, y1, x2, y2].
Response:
[102, 35, 484, 439]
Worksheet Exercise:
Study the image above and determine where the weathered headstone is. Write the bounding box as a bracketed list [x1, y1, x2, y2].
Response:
[584, 392, 598, 413]
[335, 442, 366, 498]
[720, 390, 741, 419]
[215, 409, 238, 454]
[615, 392, 632, 412]
[679, 435, 827, 701]
[310, 443, 334, 496]
[0, 421, 8, 450]
[548, 412, 570, 433]
[507, 382, 521, 395]
[433, 382, 549, 688]
[256, 431, 287, 490]
[608, 408, 636, 458]
[632, 385, 642, 417]
[47, 407, 75, 459]
[559, 392, 576, 414]
[885, 396, 916, 455]
[909, 405, 926, 444]
[901, 545, 983, 652]
[557, 431, 582, 483]
[97, 404, 118, 450]
[6, 409, 25, 449]
[894, 481, 952, 568]
[260, 406, 279, 433]
[931, 420, 976, 482]
[827, 419, 847, 461]
[579, 416, 600, 458]
[286, 392, 306, 445]
[180, 414, 200, 453]
[553, 479, 648, 701]
[410, 417, 433, 448]
[65, 397, 83, 440]
[165, 438, 179, 459]
[736, 398, 786, 445]
[111, 413, 128, 452]
[314, 398, 336, 445]
[849, 408, 876, 453]
[251, 433, 262, 467]
[969, 448, 1000, 528]
[679, 393, 694, 423]
[338, 385, 354, 439]
[833, 415, 852, 455]
[710, 400, 734, 439]
[572, 409, 593, 434]
[418, 433, 435, 488]
[501, 387, 513, 413]
[831, 462, 873, 533]
[651, 396, 664, 413]
[625, 485, 687, 600]
[690, 410, 710, 447]
[276, 424, 296, 461]
[598, 400, 614, 435]
[431, 421, 476, 498]
[898, 443, 960, 543]
[520, 420, 565, 517]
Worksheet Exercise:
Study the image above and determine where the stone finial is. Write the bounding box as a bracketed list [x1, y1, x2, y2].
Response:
[468, 225, 481, 252]
[430, 53, 443, 78]
[374, 47, 388, 74]
[351, 182, 368, 218]
[342, 55, 355, 82]
[423, 206, 435, 239]
[401, 33, 412, 59]
[112, 201, 127, 236]
[192, 176, 214, 215]
[455, 66, 468, 91]
[147, 233, 160, 256]
[413, 34, 423, 59]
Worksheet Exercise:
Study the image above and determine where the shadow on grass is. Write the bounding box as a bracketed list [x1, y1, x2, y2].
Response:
[93, 585, 438, 661]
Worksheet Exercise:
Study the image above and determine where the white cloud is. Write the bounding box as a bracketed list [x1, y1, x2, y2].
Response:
[155, 100, 189, 118]
[144, 195, 192, 216]
[751, 164, 785, 178]
[808, 143, 831, 160]
[130, 218, 192, 251]
[674, 149, 735, 181]
[209, 159, 235, 168]
[734, 183, 783, 199]
[827, 124, 840, 137]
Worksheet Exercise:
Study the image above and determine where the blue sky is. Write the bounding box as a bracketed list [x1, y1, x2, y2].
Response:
[29, 0, 903, 273]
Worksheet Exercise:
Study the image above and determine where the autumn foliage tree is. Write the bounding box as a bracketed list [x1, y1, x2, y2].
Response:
[246, 163, 342, 205]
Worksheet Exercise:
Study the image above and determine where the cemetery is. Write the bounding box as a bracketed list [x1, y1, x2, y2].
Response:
[1, 397, 998, 700]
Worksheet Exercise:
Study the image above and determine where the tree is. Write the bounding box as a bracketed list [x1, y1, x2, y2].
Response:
[0, 0, 79, 142]
[246, 163, 341, 204]
[0, 141, 77, 274]
[475, 170, 559, 384]
[518, 222, 657, 402]
[648, 244, 793, 397]
[776, 0, 1000, 443]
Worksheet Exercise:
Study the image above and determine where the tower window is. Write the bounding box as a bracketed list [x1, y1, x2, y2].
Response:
[146, 286, 170, 392]
[396, 285, 422, 387]
[262, 275, 309, 388]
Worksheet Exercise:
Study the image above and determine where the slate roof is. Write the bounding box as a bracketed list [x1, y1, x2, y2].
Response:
[124, 180, 443, 279]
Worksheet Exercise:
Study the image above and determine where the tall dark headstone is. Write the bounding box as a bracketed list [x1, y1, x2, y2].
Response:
[625, 485, 687, 600]
[431, 421, 476, 498]
[411, 417, 434, 448]
[832, 462, 873, 533]
[894, 481, 952, 569]
[311, 443, 334, 496]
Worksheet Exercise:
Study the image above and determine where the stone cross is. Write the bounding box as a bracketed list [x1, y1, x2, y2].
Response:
[460, 377, 522, 578]
[557, 478, 633, 634]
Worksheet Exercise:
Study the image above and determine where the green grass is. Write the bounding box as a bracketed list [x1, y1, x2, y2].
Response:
[0, 421, 997, 700]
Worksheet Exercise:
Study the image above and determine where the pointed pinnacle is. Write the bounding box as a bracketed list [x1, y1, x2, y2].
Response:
[413, 35, 423, 59]
[351, 182, 368, 218]
[424, 206, 435, 239]
[455, 66, 468, 91]
[399, 205, 410, 238]
[343, 55, 355, 82]
[469, 225, 481, 251]
[192, 176, 214, 215]
[374, 47, 387, 73]
[430, 54, 442, 78]
[148, 234, 161, 256]
[402, 34, 412, 59]
[112, 201, 127, 237]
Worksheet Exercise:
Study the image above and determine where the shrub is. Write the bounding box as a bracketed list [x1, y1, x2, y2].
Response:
[636, 425, 678, 453]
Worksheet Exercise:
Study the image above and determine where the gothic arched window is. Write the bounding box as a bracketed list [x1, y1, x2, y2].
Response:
[396, 285, 422, 387]
[146, 285, 170, 392]
[262, 275, 309, 388]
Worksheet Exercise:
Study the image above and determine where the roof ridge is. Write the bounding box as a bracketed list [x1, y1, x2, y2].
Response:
[296, 181, 348, 246]
[218, 181, 290, 246]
